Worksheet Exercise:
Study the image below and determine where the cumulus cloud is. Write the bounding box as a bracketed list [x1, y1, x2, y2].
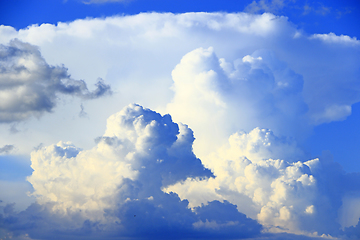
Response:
[167, 47, 308, 159]
[1, 104, 360, 239]
[0, 12, 359, 239]
[165, 128, 317, 232]
[0, 12, 358, 128]
[0, 39, 111, 123]
[165, 128, 360, 237]
[0, 104, 264, 239]
[28, 104, 210, 215]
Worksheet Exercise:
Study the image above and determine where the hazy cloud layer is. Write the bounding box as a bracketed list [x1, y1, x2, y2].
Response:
[0, 39, 111, 123]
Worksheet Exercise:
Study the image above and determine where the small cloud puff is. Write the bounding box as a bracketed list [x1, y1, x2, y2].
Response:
[0, 145, 14, 154]
[0, 39, 112, 123]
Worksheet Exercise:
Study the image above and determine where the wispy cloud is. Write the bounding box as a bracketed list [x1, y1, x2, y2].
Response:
[245, 0, 334, 17]
[244, 0, 289, 14]
[0, 145, 14, 154]
[302, 3, 331, 16]
[310, 32, 360, 46]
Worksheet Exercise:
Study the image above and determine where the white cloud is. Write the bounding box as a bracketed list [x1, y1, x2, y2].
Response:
[1, 104, 359, 239]
[0, 12, 357, 130]
[165, 128, 359, 236]
[311, 104, 352, 123]
[165, 128, 318, 233]
[167, 47, 307, 160]
[0, 12, 359, 239]
[0, 104, 264, 239]
[27, 104, 212, 220]
[310, 32, 360, 46]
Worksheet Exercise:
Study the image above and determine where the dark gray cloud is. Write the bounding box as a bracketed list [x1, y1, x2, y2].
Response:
[0, 145, 14, 154]
[0, 39, 112, 123]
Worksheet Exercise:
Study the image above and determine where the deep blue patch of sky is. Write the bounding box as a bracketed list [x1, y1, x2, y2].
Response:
[1, 0, 359, 38]
[0, 155, 33, 181]
[306, 102, 360, 173]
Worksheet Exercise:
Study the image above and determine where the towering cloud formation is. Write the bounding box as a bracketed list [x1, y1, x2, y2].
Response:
[28, 104, 211, 216]
[1, 104, 359, 239]
[0, 104, 262, 239]
[167, 47, 308, 159]
[0, 12, 360, 240]
[0, 39, 111, 123]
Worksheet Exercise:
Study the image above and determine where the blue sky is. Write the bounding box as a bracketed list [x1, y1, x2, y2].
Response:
[2, 0, 359, 36]
[1, 0, 360, 239]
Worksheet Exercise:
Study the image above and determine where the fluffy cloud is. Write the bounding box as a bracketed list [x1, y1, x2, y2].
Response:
[167, 47, 307, 159]
[0, 12, 358, 129]
[0, 12, 359, 239]
[0, 39, 111, 123]
[0, 104, 262, 239]
[28, 104, 211, 216]
[165, 128, 360, 237]
[1, 104, 360, 239]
